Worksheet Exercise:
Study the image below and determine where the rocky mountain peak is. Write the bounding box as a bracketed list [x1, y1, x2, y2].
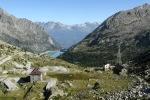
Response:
[136, 3, 150, 9]
[61, 4, 150, 67]
[0, 8, 4, 13]
[0, 7, 12, 17]
[0, 8, 59, 53]
[0, 7, 6, 14]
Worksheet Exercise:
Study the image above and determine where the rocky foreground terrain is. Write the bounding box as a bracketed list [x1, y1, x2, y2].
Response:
[0, 40, 149, 100]
[0, 3, 150, 100]
[0, 8, 59, 53]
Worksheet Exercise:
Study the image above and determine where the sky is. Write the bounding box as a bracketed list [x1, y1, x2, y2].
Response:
[0, 0, 150, 25]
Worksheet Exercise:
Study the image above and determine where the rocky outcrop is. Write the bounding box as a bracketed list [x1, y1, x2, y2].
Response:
[104, 77, 150, 100]
[0, 8, 59, 53]
[61, 4, 150, 67]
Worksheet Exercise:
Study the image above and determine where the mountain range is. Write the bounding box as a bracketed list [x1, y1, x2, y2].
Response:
[0, 8, 59, 53]
[61, 3, 150, 70]
[37, 22, 99, 48]
[0, 3, 149, 99]
[0, 7, 99, 52]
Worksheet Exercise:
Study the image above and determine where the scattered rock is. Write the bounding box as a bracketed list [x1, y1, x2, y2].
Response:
[2, 70, 8, 74]
[104, 76, 150, 100]
[119, 68, 128, 76]
[92, 82, 100, 91]
[0, 79, 18, 91]
[46, 78, 57, 90]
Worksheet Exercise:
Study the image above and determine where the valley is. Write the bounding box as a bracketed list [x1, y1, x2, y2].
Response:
[0, 37, 149, 100]
[0, 42, 148, 100]
[0, 2, 150, 100]
[37, 22, 99, 49]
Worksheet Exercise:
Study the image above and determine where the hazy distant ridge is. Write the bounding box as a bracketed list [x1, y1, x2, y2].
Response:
[37, 22, 100, 48]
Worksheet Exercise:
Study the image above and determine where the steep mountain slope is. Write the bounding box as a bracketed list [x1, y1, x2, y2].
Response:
[37, 22, 99, 48]
[61, 3, 150, 67]
[0, 8, 59, 53]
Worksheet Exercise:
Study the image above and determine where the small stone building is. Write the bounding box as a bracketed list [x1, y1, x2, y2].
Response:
[29, 68, 42, 83]
[104, 64, 115, 71]
[104, 64, 110, 71]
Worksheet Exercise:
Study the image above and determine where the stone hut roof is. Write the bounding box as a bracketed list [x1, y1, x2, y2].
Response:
[30, 68, 41, 75]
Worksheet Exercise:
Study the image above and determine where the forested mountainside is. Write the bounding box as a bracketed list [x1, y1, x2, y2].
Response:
[62, 4, 150, 68]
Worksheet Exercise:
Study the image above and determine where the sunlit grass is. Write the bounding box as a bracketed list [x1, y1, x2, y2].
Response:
[48, 71, 132, 93]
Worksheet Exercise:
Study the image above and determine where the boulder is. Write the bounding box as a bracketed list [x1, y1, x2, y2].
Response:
[0, 79, 18, 91]
[119, 68, 128, 76]
[46, 78, 57, 90]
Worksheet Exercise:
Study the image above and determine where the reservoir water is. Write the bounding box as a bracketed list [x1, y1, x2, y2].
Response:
[47, 51, 64, 58]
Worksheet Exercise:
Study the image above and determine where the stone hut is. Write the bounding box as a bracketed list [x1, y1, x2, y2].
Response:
[29, 68, 42, 83]
[104, 64, 115, 71]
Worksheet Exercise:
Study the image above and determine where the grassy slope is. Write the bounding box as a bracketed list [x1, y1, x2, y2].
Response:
[0, 42, 133, 100]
